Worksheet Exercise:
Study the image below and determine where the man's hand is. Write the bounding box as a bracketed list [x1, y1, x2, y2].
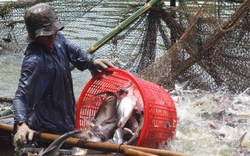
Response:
[14, 123, 34, 149]
[93, 58, 115, 71]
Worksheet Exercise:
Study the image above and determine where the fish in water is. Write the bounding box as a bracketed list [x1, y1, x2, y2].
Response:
[233, 132, 250, 155]
[93, 91, 120, 126]
[170, 80, 189, 95]
[38, 130, 82, 156]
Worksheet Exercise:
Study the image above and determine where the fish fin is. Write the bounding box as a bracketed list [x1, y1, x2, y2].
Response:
[236, 132, 248, 147]
[40, 146, 57, 155]
[37, 148, 44, 155]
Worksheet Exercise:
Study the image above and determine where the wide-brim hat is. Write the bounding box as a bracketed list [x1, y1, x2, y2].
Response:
[23, 3, 64, 42]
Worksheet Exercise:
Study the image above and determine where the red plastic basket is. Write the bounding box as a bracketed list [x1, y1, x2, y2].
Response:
[75, 68, 177, 148]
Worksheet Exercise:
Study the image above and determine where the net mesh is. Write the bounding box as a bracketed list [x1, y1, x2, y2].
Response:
[138, 0, 249, 93]
[0, 0, 248, 93]
[0, 0, 104, 52]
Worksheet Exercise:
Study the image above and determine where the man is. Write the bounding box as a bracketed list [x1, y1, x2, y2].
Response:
[13, 3, 115, 149]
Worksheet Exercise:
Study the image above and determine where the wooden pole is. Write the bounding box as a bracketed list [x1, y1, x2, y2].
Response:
[0, 122, 13, 132]
[0, 123, 192, 156]
[123, 148, 159, 156]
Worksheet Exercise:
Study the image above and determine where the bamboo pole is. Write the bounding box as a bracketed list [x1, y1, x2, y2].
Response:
[86, 0, 161, 54]
[0, 123, 192, 156]
[0, 122, 12, 132]
[123, 148, 159, 156]
[0, 97, 13, 117]
[70, 0, 162, 70]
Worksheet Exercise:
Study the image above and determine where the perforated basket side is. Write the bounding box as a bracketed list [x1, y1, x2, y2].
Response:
[134, 77, 177, 148]
[76, 69, 132, 130]
[75, 68, 177, 148]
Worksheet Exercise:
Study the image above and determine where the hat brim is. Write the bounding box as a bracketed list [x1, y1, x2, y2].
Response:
[23, 21, 64, 42]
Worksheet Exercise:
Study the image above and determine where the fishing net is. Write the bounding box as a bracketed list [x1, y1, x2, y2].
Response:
[0, 0, 104, 52]
[0, 0, 248, 93]
[138, 0, 249, 93]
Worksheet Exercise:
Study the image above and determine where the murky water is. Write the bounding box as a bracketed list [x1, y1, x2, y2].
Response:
[1, 1, 250, 156]
[162, 85, 250, 156]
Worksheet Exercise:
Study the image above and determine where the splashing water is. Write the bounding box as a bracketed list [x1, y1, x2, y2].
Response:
[160, 82, 250, 156]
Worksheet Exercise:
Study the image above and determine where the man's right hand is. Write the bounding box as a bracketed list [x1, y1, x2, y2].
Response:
[14, 123, 34, 149]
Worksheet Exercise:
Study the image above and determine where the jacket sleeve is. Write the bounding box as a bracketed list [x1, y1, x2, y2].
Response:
[57, 32, 99, 76]
[13, 54, 50, 125]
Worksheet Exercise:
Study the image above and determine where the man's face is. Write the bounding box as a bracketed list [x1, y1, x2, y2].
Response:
[35, 32, 57, 49]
